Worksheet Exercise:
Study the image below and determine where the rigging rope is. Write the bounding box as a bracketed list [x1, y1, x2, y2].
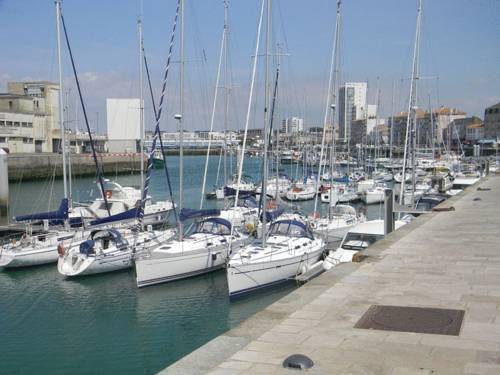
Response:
[143, 44, 178, 223]
[60, 12, 111, 216]
[137, 0, 181, 229]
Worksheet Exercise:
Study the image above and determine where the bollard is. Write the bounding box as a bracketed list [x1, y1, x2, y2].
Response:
[0, 148, 9, 225]
[384, 188, 394, 235]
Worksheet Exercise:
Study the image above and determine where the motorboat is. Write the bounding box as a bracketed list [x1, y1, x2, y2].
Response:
[227, 217, 325, 298]
[69, 180, 175, 227]
[323, 219, 407, 270]
[362, 185, 386, 205]
[311, 205, 365, 244]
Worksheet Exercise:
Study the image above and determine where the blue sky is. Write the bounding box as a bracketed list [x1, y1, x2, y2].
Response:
[0, 0, 498, 133]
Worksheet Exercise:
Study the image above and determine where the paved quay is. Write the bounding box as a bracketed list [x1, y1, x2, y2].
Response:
[163, 174, 500, 375]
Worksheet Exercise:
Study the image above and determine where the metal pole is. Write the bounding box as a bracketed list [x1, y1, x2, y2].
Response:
[384, 188, 394, 235]
[178, 0, 185, 241]
[261, 0, 271, 246]
[138, 15, 145, 194]
[55, 0, 68, 200]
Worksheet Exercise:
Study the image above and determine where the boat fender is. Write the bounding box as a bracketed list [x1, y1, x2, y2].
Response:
[57, 243, 65, 256]
[300, 264, 308, 275]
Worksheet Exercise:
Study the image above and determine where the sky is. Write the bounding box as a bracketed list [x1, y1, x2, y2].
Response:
[0, 0, 498, 134]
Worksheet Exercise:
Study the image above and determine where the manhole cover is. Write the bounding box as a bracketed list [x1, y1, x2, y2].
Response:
[355, 305, 464, 335]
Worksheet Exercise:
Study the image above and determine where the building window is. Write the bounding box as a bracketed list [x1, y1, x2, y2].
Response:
[0, 121, 5, 126]
[28, 122, 33, 128]
[14, 122, 20, 127]
[6, 121, 13, 126]
[0, 137, 5, 143]
[22, 122, 28, 127]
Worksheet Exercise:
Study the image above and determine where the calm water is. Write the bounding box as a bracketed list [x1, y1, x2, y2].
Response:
[1, 156, 386, 374]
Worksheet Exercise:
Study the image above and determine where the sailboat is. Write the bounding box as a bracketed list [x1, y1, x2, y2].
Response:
[135, 0, 254, 287]
[1, 1, 86, 269]
[307, 1, 363, 242]
[227, 0, 325, 298]
[58, 11, 179, 278]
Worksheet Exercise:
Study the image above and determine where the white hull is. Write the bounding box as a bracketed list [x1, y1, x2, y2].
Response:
[227, 247, 323, 298]
[362, 190, 385, 204]
[136, 245, 229, 287]
[135, 234, 250, 288]
[58, 250, 133, 276]
[0, 232, 85, 268]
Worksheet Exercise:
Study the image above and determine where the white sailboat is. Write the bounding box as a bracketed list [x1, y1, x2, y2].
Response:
[57, 228, 174, 277]
[134, 0, 255, 287]
[227, 217, 325, 297]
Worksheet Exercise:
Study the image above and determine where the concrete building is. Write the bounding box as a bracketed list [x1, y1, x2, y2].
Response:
[106, 98, 141, 153]
[338, 82, 367, 141]
[465, 122, 484, 142]
[484, 102, 500, 140]
[443, 116, 482, 146]
[0, 81, 61, 153]
[434, 107, 466, 143]
[350, 119, 367, 146]
[281, 117, 304, 134]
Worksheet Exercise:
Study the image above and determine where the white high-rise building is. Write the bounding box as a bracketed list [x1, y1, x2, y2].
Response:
[338, 82, 367, 141]
[281, 117, 304, 134]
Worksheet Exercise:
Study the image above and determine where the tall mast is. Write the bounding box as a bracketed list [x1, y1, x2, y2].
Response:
[55, 0, 68, 201]
[261, 0, 271, 246]
[178, 0, 185, 241]
[399, 0, 422, 207]
[328, 0, 341, 218]
[138, 13, 145, 194]
[223, 0, 229, 194]
[200, 1, 226, 209]
[313, 0, 341, 215]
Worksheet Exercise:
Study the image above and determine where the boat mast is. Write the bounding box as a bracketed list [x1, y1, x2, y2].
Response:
[400, 0, 422, 207]
[55, 0, 68, 202]
[261, 0, 271, 246]
[223, 0, 229, 197]
[178, 0, 185, 241]
[200, 0, 226, 209]
[328, 0, 341, 219]
[138, 11, 145, 195]
[313, 0, 340, 215]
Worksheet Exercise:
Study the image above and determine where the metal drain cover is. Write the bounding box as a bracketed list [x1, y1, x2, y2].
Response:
[355, 305, 464, 335]
[283, 354, 314, 370]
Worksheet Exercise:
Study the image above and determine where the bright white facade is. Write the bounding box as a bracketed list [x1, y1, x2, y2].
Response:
[106, 98, 141, 153]
[339, 82, 368, 141]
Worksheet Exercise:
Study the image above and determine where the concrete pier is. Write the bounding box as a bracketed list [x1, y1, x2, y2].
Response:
[6, 153, 145, 181]
[164, 174, 500, 374]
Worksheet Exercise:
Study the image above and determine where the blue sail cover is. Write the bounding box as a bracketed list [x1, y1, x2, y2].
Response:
[224, 186, 255, 197]
[179, 208, 221, 222]
[262, 207, 285, 222]
[333, 176, 350, 184]
[15, 198, 69, 222]
[89, 207, 139, 226]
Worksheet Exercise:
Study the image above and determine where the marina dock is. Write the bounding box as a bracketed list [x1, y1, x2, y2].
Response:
[163, 174, 500, 374]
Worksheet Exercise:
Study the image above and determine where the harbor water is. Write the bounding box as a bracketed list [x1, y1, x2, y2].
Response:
[1, 155, 387, 374]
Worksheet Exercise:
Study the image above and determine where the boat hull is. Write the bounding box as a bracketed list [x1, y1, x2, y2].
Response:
[227, 247, 323, 298]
